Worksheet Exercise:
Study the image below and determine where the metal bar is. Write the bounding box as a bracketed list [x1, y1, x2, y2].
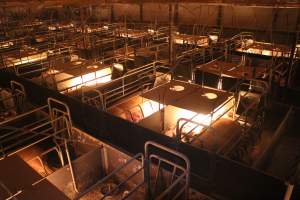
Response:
[0, 117, 49, 140]
[150, 155, 187, 175]
[81, 63, 167, 109]
[145, 141, 190, 200]
[0, 181, 22, 200]
[48, 97, 72, 128]
[0, 105, 48, 126]
[0, 125, 54, 150]
[75, 153, 144, 199]
[64, 139, 79, 193]
[283, 184, 294, 200]
[156, 173, 187, 200]
[101, 165, 144, 200]
[3, 126, 68, 160]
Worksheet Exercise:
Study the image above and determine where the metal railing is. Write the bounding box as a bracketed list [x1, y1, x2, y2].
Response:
[175, 94, 235, 144]
[0, 97, 84, 198]
[76, 141, 190, 200]
[1, 46, 74, 77]
[0, 181, 22, 200]
[82, 61, 163, 110]
[227, 32, 294, 59]
[218, 81, 269, 157]
[0, 97, 72, 160]
[144, 141, 190, 200]
[193, 53, 283, 89]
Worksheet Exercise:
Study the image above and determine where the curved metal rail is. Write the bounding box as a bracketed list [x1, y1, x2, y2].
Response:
[76, 141, 190, 200]
[81, 61, 162, 110]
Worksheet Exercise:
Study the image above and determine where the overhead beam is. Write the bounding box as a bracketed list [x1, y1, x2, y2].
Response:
[1, 0, 300, 8]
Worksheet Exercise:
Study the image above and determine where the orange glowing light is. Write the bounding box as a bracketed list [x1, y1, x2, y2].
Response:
[139, 99, 165, 118]
[174, 97, 233, 136]
[48, 67, 112, 92]
[6, 52, 48, 67]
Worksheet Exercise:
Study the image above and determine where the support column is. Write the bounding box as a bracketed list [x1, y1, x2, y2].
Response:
[140, 2, 143, 22]
[169, 4, 174, 67]
[110, 5, 114, 23]
[174, 3, 179, 25]
[217, 5, 223, 28]
[270, 7, 279, 42]
[287, 10, 300, 87]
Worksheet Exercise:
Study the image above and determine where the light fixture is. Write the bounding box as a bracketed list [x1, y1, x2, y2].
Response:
[56, 68, 112, 92]
[0, 41, 13, 48]
[170, 85, 185, 92]
[47, 69, 60, 75]
[74, 61, 82, 65]
[208, 34, 218, 43]
[242, 39, 254, 48]
[87, 65, 99, 69]
[202, 92, 218, 100]
[113, 63, 124, 71]
[148, 29, 155, 34]
[48, 26, 56, 31]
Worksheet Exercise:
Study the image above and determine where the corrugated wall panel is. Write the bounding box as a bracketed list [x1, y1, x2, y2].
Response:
[113, 4, 140, 22]
[96, 6, 111, 21]
[143, 3, 169, 22]
[275, 8, 298, 32]
[109, 4, 298, 33]
[178, 4, 219, 26]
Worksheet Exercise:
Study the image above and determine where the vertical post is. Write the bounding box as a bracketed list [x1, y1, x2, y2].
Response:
[288, 10, 300, 87]
[174, 3, 179, 26]
[144, 145, 151, 200]
[110, 4, 114, 23]
[283, 184, 294, 200]
[217, 5, 223, 28]
[169, 4, 174, 67]
[140, 2, 143, 23]
[80, 7, 88, 50]
[271, 7, 279, 42]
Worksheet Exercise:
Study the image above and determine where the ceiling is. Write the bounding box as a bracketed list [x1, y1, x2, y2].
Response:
[0, 0, 300, 8]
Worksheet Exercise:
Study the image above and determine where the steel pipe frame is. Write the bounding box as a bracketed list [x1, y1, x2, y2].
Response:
[173, 79, 269, 155]
[0, 46, 74, 77]
[81, 61, 167, 110]
[227, 32, 296, 60]
[76, 141, 190, 200]
[53, 42, 168, 94]
[0, 96, 85, 199]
